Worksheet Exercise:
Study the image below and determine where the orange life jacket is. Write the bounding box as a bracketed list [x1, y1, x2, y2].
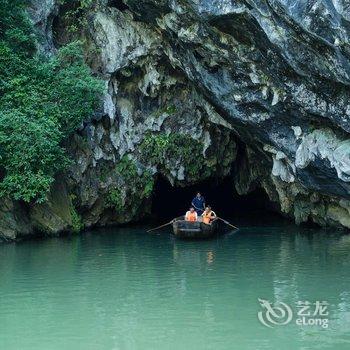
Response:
[186, 211, 197, 222]
[202, 211, 214, 224]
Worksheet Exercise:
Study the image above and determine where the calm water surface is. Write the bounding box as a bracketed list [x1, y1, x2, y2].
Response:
[1, 218, 350, 350]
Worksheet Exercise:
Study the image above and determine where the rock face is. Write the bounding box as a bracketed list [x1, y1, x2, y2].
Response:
[28, 0, 58, 54]
[3, 0, 350, 240]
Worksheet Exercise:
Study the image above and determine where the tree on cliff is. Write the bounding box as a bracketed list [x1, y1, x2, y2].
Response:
[0, 0, 103, 203]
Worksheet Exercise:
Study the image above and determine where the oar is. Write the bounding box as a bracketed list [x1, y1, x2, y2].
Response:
[147, 219, 175, 233]
[217, 217, 239, 230]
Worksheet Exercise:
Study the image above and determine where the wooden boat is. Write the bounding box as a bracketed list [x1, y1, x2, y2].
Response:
[172, 216, 220, 239]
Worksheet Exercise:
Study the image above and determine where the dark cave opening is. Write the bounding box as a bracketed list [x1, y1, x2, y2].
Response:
[151, 175, 279, 222]
[107, 0, 130, 11]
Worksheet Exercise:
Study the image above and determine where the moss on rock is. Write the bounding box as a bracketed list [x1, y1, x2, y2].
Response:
[139, 132, 205, 179]
[106, 156, 154, 213]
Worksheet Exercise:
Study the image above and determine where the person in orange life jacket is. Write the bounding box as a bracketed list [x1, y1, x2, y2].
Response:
[191, 192, 205, 215]
[202, 206, 217, 224]
[185, 207, 198, 222]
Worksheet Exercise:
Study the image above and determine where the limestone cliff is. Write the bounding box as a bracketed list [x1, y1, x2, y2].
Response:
[3, 0, 350, 240]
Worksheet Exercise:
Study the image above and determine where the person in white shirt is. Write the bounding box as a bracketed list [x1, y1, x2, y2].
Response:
[185, 207, 198, 222]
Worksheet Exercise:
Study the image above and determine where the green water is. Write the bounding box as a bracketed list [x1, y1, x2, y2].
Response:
[1, 220, 350, 350]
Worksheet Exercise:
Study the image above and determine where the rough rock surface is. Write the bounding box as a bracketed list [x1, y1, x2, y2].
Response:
[3, 0, 350, 240]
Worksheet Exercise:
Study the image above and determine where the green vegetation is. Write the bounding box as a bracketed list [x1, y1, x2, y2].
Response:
[70, 204, 83, 233]
[107, 157, 154, 211]
[69, 194, 83, 233]
[153, 104, 177, 118]
[140, 133, 204, 177]
[58, 0, 95, 34]
[115, 157, 154, 199]
[107, 188, 124, 211]
[0, 0, 103, 203]
[70, 208, 84, 233]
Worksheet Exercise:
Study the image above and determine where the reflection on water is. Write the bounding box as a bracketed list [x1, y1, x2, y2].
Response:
[0, 219, 350, 350]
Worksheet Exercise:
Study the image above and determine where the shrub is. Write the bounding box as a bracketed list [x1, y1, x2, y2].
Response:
[70, 204, 84, 233]
[107, 188, 124, 210]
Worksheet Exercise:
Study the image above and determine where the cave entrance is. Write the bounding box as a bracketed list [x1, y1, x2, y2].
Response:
[107, 0, 130, 11]
[151, 175, 275, 222]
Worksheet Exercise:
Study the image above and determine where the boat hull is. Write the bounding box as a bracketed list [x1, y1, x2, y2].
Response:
[172, 219, 219, 239]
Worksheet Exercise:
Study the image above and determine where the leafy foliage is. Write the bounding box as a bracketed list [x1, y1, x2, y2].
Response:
[153, 104, 177, 118]
[0, 0, 35, 55]
[0, 0, 103, 202]
[69, 195, 84, 233]
[107, 189, 124, 211]
[107, 157, 154, 210]
[140, 133, 204, 177]
[58, 0, 95, 34]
